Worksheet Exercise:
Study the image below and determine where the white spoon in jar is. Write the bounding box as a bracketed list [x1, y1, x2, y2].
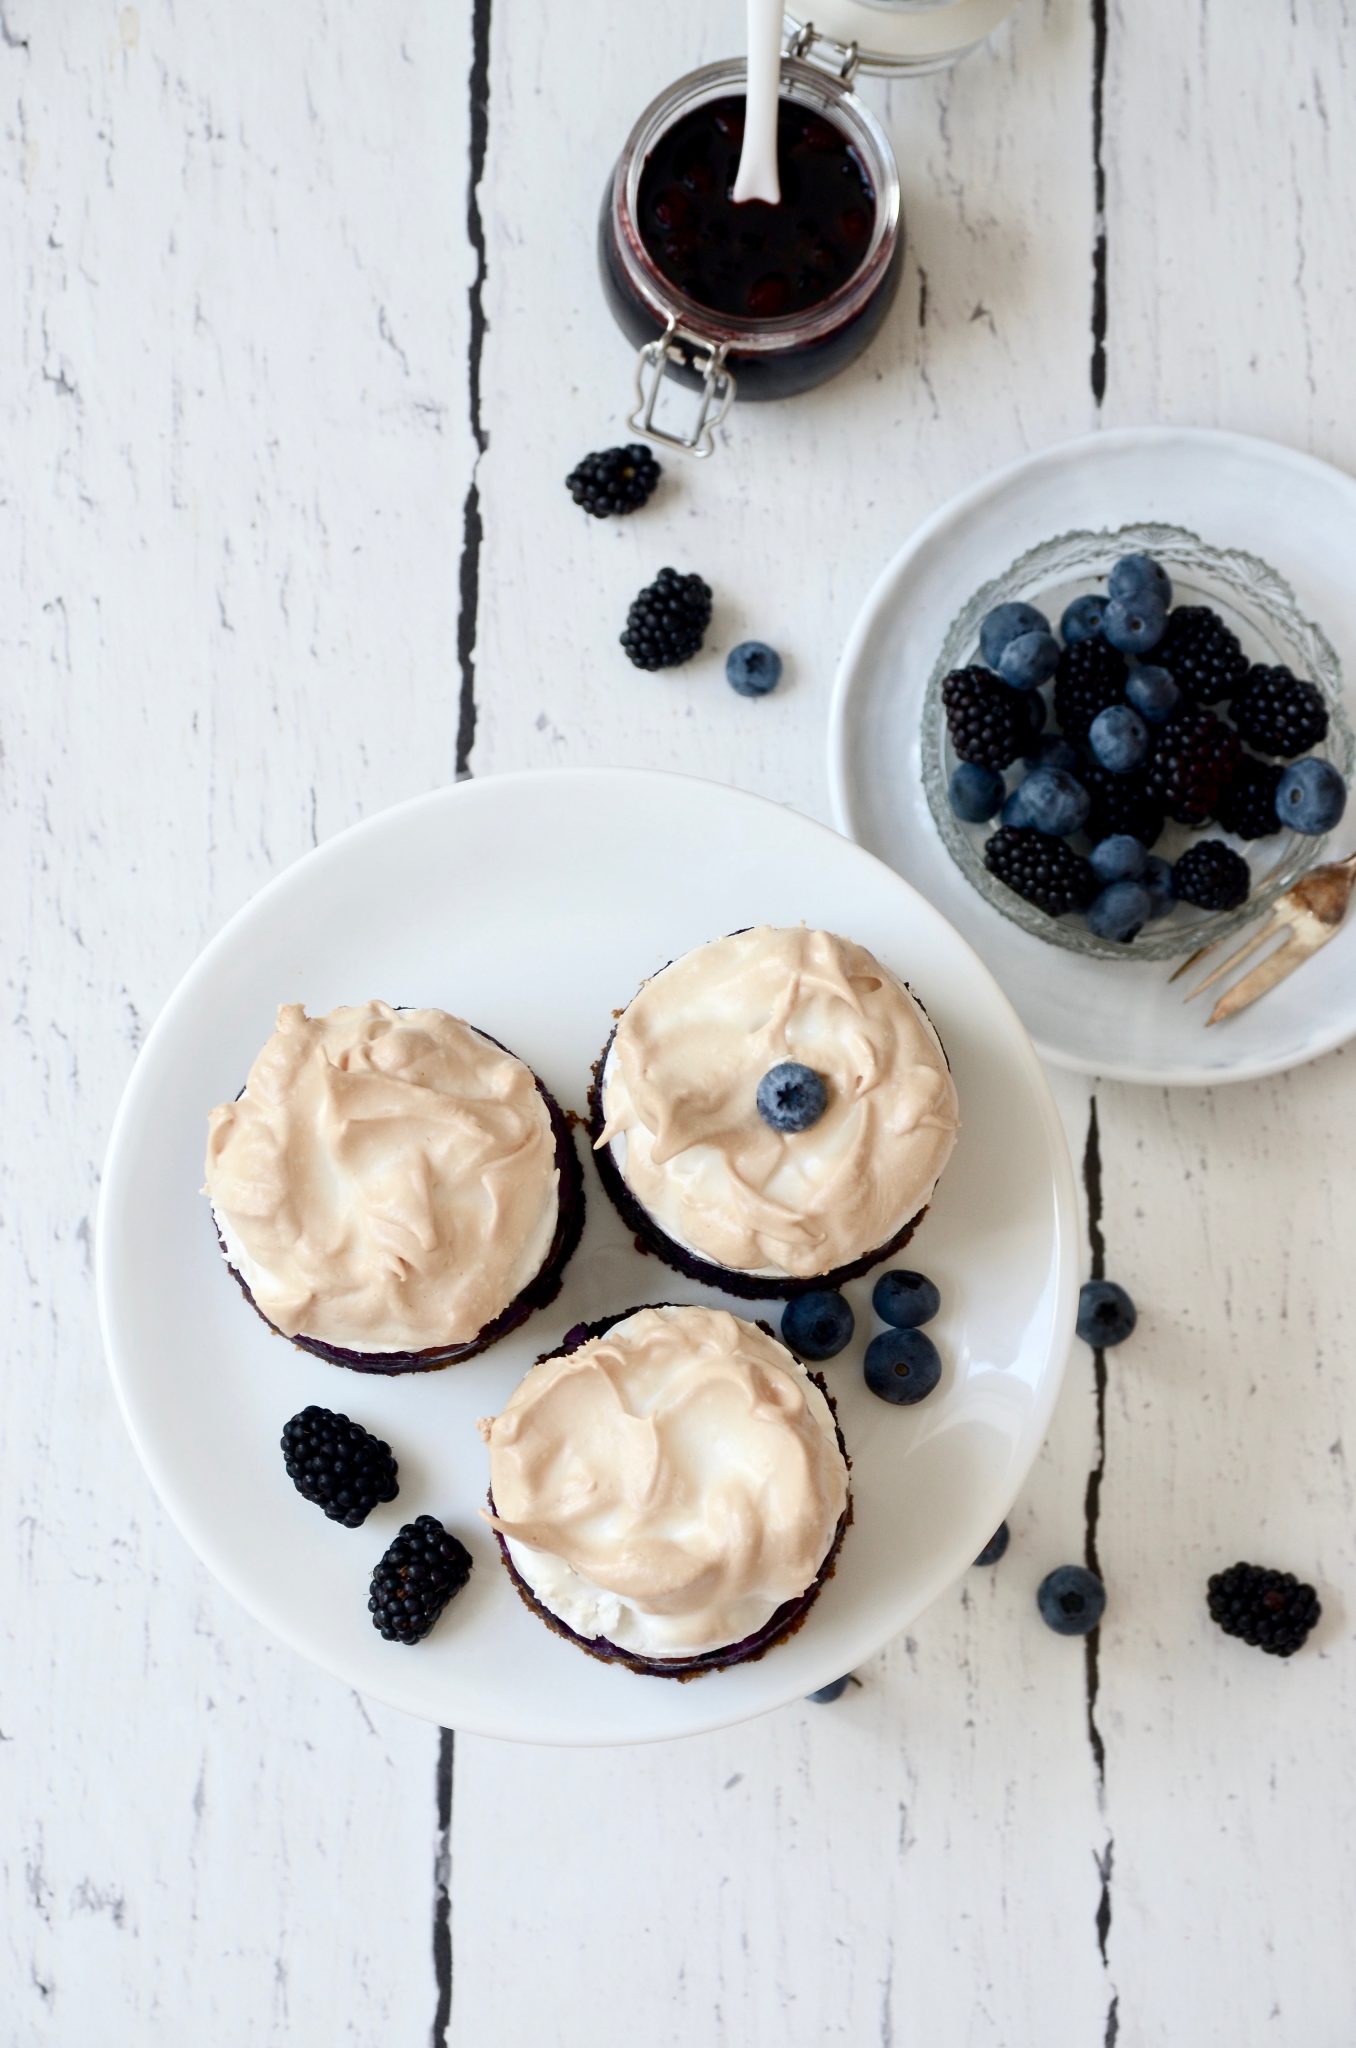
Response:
[732, 0, 783, 205]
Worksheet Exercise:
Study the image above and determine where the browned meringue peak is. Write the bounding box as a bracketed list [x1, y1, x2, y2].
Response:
[596, 926, 959, 1278]
[205, 1001, 559, 1351]
[481, 1305, 848, 1658]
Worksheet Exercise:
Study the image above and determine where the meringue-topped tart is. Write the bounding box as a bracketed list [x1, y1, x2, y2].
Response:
[590, 926, 959, 1297]
[480, 1303, 851, 1677]
[204, 1001, 584, 1372]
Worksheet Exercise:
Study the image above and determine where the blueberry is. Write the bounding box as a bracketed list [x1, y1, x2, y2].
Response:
[1125, 663, 1181, 725]
[980, 601, 1050, 670]
[997, 629, 1061, 693]
[1060, 594, 1109, 646]
[781, 1290, 855, 1361]
[872, 1269, 941, 1328]
[1025, 734, 1081, 776]
[864, 1328, 943, 1405]
[1077, 1278, 1137, 1347]
[806, 1675, 851, 1703]
[1022, 690, 1049, 740]
[948, 762, 1006, 823]
[1015, 764, 1091, 836]
[1002, 785, 1035, 829]
[726, 641, 783, 697]
[1088, 703, 1150, 774]
[757, 1062, 827, 1132]
[1275, 756, 1347, 835]
[1086, 880, 1151, 944]
[1104, 593, 1167, 657]
[1141, 855, 1177, 918]
[974, 1522, 1010, 1567]
[1037, 1564, 1106, 1636]
[1089, 833, 1147, 884]
[1108, 552, 1173, 609]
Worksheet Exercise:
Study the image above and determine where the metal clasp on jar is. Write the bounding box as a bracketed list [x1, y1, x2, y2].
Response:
[784, 22, 861, 83]
[628, 316, 737, 460]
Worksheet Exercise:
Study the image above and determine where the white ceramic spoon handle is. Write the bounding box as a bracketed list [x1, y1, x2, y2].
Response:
[732, 0, 782, 205]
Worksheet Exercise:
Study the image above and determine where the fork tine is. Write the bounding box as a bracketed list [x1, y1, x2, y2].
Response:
[1167, 939, 1219, 985]
[1206, 932, 1300, 1024]
[1183, 916, 1283, 1002]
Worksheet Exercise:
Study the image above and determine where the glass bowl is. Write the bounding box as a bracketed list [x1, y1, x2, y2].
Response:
[920, 522, 1354, 961]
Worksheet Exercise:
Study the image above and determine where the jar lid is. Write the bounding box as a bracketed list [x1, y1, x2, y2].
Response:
[783, 0, 1014, 75]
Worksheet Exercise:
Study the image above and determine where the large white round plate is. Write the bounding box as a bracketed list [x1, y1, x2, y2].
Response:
[98, 769, 1077, 1746]
[828, 427, 1356, 1084]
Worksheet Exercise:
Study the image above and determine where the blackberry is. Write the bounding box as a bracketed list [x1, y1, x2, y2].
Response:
[566, 443, 660, 517]
[369, 1516, 472, 1645]
[1229, 665, 1329, 758]
[942, 666, 1027, 771]
[1155, 605, 1248, 703]
[1144, 706, 1242, 825]
[281, 1406, 398, 1528]
[621, 567, 712, 670]
[984, 826, 1097, 917]
[1079, 759, 1165, 849]
[1206, 1562, 1321, 1657]
[1173, 838, 1251, 912]
[1214, 754, 1284, 840]
[1052, 637, 1128, 743]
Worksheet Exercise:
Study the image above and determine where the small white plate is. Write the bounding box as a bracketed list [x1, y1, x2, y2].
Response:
[98, 769, 1077, 1746]
[828, 427, 1356, 1084]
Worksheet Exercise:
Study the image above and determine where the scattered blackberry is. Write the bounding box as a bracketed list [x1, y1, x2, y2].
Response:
[620, 567, 712, 670]
[1214, 754, 1284, 839]
[1207, 1562, 1321, 1657]
[1052, 636, 1129, 743]
[281, 1406, 398, 1528]
[1144, 705, 1242, 825]
[1229, 665, 1329, 758]
[1155, 605, 1248, 703]
[369, 1516, 472, 1645]
[566, 443, 661, 517]
[1173, 838, 1251, 912]
[984, 826, 1097, 917]
[1079, 759, 1165, 849]
[942, 666, 1027, 771]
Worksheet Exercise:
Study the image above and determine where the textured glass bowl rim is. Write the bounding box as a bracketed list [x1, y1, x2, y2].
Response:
[921, 522, 1355, 962]
[609, 57, 901, 357]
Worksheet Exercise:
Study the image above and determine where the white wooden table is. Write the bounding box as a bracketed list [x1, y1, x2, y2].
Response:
[6, 3, 1355, 2041]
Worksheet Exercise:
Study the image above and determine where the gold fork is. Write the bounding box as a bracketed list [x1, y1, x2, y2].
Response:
[1170, 849, 1356, 1025]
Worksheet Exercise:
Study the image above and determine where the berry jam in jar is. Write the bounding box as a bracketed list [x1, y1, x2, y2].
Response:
[600, 56, 903, 451]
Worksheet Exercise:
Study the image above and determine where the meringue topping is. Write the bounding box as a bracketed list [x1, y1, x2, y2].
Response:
[205, 1002, 560, 1352]
[596, 927, 959, 1279]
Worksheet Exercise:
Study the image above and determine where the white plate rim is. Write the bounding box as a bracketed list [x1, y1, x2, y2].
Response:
[96, 766, 1080, 1745]
[826, 424, 1356, 1087]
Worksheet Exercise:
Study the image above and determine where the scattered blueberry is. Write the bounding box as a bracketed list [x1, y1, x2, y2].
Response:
[1025, 734, 1081, 775]
[1108, 552, 1173, 609]
[974, 1522, 1010, 1567]
[1037, 1564, 1106, 1636]
[998, 629, 1061, 692]
[781, 1290, 855, 1361]
[806, 1675, 852, 1703]
[1103, 592, 1167, 657]
[980, 601, 1051, 670]
[1002, 785, 1036, 829]
[864, 1328, 943, 1405]
[1088, 703, 1150, 774]
[872, 1269, 941, 1328]
[1077, 1278, 1137, 1347]
[1125, 664, 1181, 725]
[1086, 880, 1152, 944]
[726, 640, 783, 697]
[1275, 756, 1347, 835]
[756, 1062, 827, 1132]
[1060, 594, 1109, 646]
[1141, 854, 1177, 918]
[949, 762, 1006, 823]
[1089, 833, 1147, 884]
[1015, 764, 1091, 836]
[1023, 691, 1049, 740]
